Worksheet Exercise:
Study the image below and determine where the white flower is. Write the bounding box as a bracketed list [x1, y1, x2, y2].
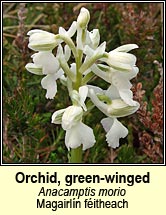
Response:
[52, 105, 95, 150]
[89, 62, 139, 105]
[32, 51, 60, 74]
[88, 86, 139, 148]
[88, 87, 139, 118]
[65, 122, 95, 150]
[51, 86, 95, 150]
[101, 117, 128, 148]
[27, 29, 57, 51]
[104, 44, 138, 72]
[105, 83, 138, 106]
[25, 51, 63, 99]
[77, 7, 90, 29]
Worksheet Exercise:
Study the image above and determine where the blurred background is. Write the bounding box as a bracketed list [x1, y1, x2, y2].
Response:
[3, 2, 163, 164]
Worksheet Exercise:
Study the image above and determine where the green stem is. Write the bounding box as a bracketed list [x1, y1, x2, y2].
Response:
[55, 34, 77, 59]
[79, 53, 104, 74]
[69, 146, 83, 163]
[68, 49, 83, 163]
[82, 71, 95, 85]
[74, 49, 83, 90]
[59, 58, 75, 82]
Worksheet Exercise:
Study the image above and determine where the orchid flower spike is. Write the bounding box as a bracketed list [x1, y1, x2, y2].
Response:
[25, 7, 140, 155]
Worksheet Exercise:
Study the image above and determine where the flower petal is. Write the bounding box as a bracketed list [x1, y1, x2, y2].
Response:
[79, 122, 96, 150]
[28, 30, 57, 51]
[64, 45, 71, 61]
[59, 27, 67, 35]
[79, 86, 88, 110]
[101, 117, 114, 133]
[65, 125, 81, 150]
[107, 99, 140, 117]
[105, 85, 120, 100]
[105, 51, 137, 71]
[51, 108, 66, 124]
[101, 118, 128, 148]
[84, 45, 94, 56]
[88, 89, 108, 116]
[95, 41, 106, 55]
[119, 89, 138, 106]
[89, 29, 100, 49]
[67, 21, 77, 37]
[41, 74, 57, 99]
[113, 44, 138, 52]
[33, 52, 59, 74]
[109, 51, 136, 66]
[86, 29, 100, 49]
[25, 63, 43, 75]
[65, 122, 95, 150]
[111, 72, 132, 90]
[91, 64, 109, 82]
[87, 85, 104, 95]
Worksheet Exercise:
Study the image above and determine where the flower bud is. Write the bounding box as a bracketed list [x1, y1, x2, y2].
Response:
[27, 29, 57, 51]
[77, 7, 90, 29]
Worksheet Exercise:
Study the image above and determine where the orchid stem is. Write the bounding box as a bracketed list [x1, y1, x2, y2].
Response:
[69, 146, 82, 163]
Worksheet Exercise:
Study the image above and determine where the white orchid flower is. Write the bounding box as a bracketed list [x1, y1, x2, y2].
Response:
[52, 86, 95, 150]
[52, 106, 95, 151]
[32, 51, 60, 74]
[101, 117, 128, 148]
[25, 51, 64, 99]
[90, 64, 139, 106]
[86, 43, 138, 105]
[27, 29, 58, 51]
[88, 87, 140, 118]
[88, 86, 139, 148]
[103, 44, 138, 72]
